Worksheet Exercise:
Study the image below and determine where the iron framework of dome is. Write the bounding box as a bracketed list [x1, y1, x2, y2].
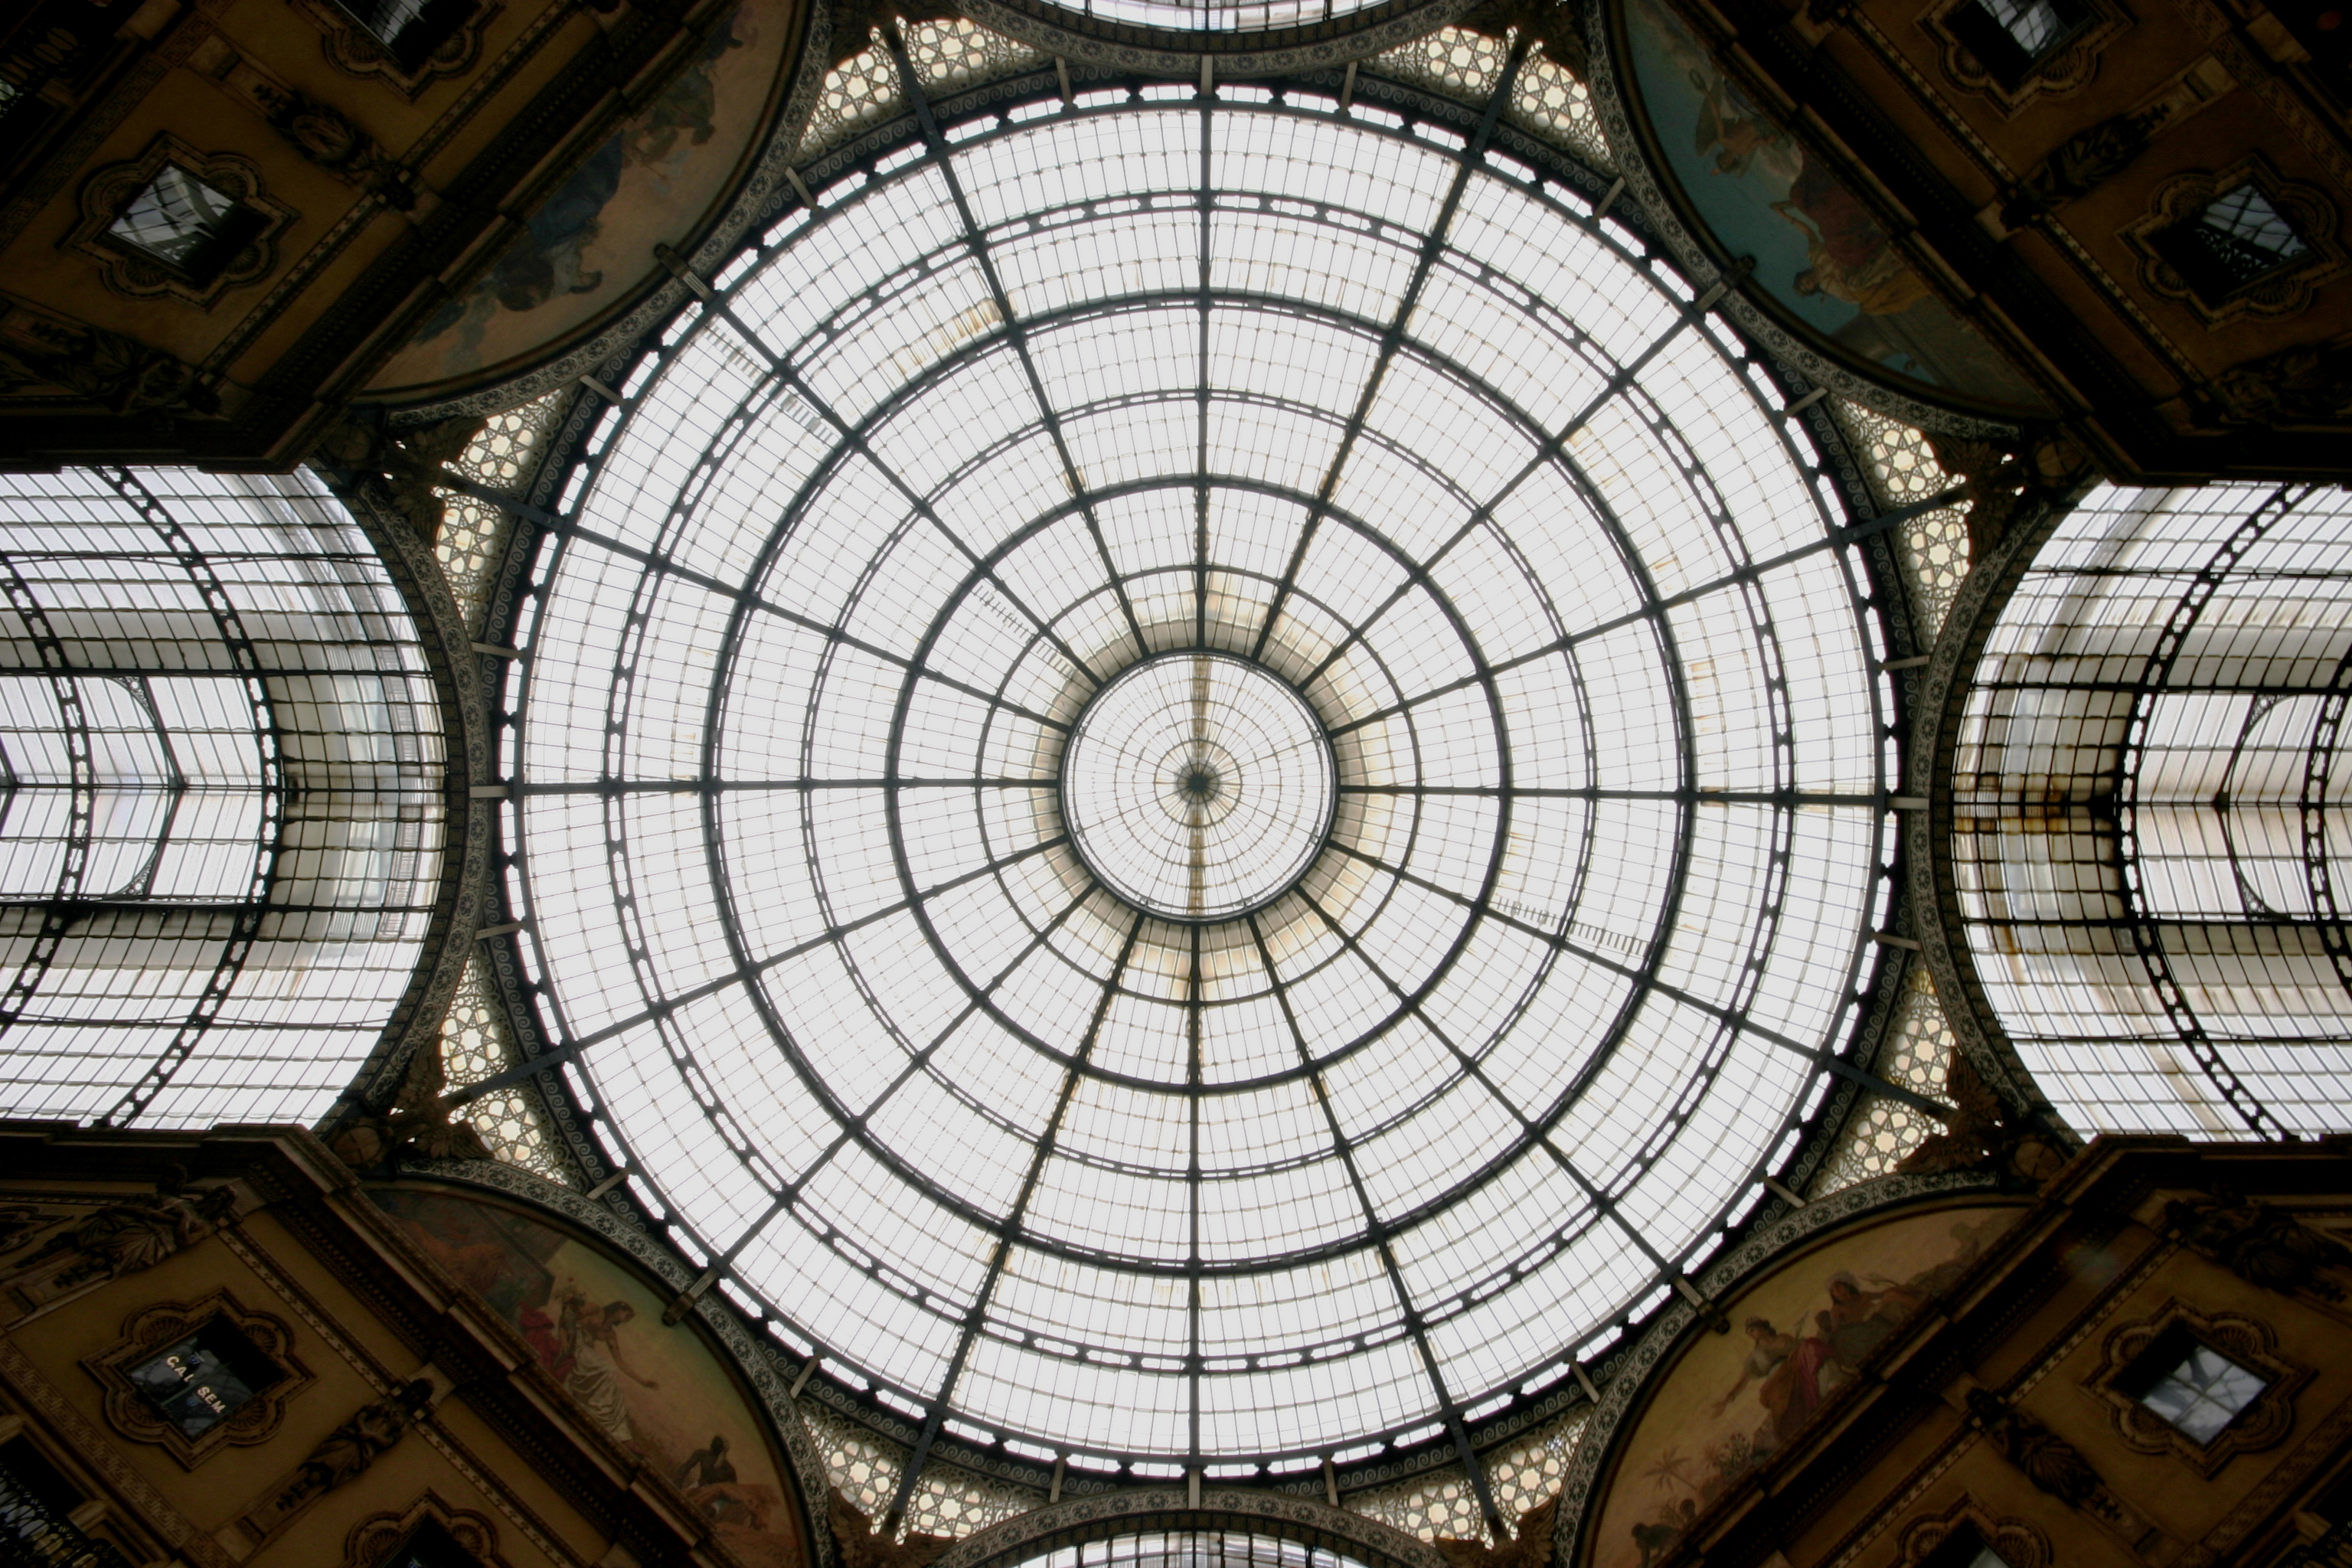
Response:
[485, 44, 1925, 1489]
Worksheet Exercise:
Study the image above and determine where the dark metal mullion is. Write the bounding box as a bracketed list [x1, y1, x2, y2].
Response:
[1322, 485, 1965, 743]
[1187, 918, 1204, 1475]
[1195, 88, 1214, 655]
[881, 913, 1144, 1530]
[1295, 501, 1497, 697]
[647, 874, 1097, 1345]
[119, 675, 186, 901]
[0, 662, 380, 681]
[668, 269, 1107, 695]
[2112, 483, 2305, 1138]
[96, 467, 283, 1128]
[675, 884, 1096, 1354]
[0, 551, 92, 1040]
[518, 778, 1060, 794]
[1243, 910, 1507, 1537]
[546, 514, 1074, 735]
[1279, 223, 1751, 694]
[757, 991, 989, 1210]
[1337, 785, 1883, 805]
[1315, 837, 1946, 1113]
[2301, 641, 2352, 1006]
[1288, 879, 1689, 1312]
[880, 26, 1152, 663]
[482, 833, 1073, 1086]
[1250, 38, 1534, 666]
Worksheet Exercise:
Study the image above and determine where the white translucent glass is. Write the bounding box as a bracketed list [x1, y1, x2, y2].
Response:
[514, 97, 1886, 1462]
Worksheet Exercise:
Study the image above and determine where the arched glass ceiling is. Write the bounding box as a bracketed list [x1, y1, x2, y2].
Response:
[0, 468, 444, 1127]
[1953, 481, 2352, 1140]
[1018, 0, 1392, 34]
[505, 78, 1898, 1468]
[1014, 1534, 1370, 1568]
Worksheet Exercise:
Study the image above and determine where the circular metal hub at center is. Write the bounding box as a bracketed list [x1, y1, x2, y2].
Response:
[1062, 653, 1334, 921]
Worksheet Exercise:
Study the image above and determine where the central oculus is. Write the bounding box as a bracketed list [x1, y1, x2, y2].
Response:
[1060, 652, 1337, 922]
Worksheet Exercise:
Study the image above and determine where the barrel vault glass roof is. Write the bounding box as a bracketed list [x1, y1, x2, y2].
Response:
[501, 73, 1903, 1473]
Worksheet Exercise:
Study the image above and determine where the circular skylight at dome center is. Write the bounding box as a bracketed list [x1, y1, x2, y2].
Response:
[1064, 654, 1335, 920]
[510, 89, 1895, 1468]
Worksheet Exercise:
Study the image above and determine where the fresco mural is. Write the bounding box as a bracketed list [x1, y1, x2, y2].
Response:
[1590, 1203, 2025, 1568]
[368, 2, 785, 395]
[371, 1187, 805, 1568]
[1619, 0, 2047, 411]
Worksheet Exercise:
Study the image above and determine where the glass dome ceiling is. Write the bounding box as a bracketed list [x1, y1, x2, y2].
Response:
[505, 77, 1898, 1471]
[1013, 0, 1397, 35]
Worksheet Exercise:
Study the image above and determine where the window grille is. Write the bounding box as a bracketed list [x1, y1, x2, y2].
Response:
[0, 1436, 131, 1568]
[440, 955, 567, 1180]
[2132, 1337, 2267, 1442]
[1949, 0, 2089, 86]
[2154, 185, 2311, 303]
[105, 165, 260, 283]
[1808, 966, 1955, 1195]
[432, 392, 564, 628]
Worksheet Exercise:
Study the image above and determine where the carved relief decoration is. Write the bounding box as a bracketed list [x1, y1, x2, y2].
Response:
[1918, 0, 2129, 114]
[2086, 1300, 2305, 1473]
[288, 0, 502, 100]
[61, 137, 294, 309]
[2122, 157, 2347, 325]
[341, 1491, 511, 1568]
[1894, 1497, 2052, 1568]
[82, 1289, 315, 1470]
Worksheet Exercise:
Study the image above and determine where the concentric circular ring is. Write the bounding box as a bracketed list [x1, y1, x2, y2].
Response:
[1064, 653, 1335, 920]
[511, 90, 1893, 1466]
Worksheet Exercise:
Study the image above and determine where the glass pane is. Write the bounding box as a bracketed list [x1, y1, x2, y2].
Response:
[126, 1320, 279, 1440]
[1975, 0, 2077, 54]
[2201, 186, 2308, 261]
[2142, 1341, 2267, 1442]
[106, 165, 242, 268]
[515, 94, 1893, 1462]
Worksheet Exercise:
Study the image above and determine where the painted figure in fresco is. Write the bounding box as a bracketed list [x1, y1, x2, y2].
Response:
[1772, 158, 1929, 317]
[1604, 1215, 2026, 1568]
[1629, 1497, 1697, 1568]
[1812, 1269, 1929, 1377]
[404, 3, 750, 359]
[515, 1285, 663, 1443]
[678, 1434, 739, 1488]
[374, 1192, 800, 1568]
[1709, 1317, 1830, 1449]
[1690, 73, 1798, 184]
